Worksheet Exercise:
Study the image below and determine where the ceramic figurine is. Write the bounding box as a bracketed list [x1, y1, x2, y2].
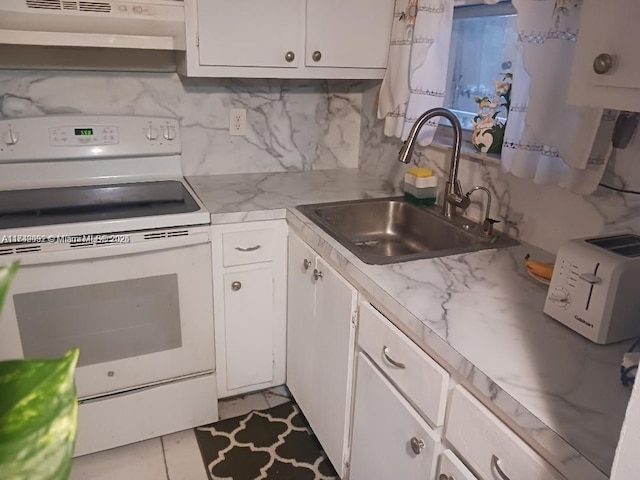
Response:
[472, 73, 512, 154]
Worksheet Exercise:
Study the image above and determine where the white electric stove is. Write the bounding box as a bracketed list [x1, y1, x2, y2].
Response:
[0, 115, 218, 456]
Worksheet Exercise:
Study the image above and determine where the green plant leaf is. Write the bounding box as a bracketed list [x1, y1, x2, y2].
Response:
[0, 349, 79, 480]
[0, 262, 79, 480]
[0, 261, 18, 313]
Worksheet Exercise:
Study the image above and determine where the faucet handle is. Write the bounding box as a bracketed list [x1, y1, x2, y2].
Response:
[482, 218, 500, 237]
[448, 180, 471, 209]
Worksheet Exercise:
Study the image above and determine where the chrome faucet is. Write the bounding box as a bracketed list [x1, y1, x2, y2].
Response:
[465, 186, 498, 237]
[398, 107, 470, 218]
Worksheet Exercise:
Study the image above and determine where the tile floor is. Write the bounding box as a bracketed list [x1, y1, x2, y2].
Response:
[69, 386, 291, 480]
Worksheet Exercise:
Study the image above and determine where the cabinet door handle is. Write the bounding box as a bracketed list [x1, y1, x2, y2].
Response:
[593, 53, 615, 75]
[382, 346, 406, 369]
[285, 51, 295, 62]
[438, 475, 455, 480]
[492, 455, 511, 480]
[231, 281, 242, 291]
[410, 437, 425, 455]
[303, 259, 312, 271]
[235, 245, 261, 252]
[312, 50, 322, 62]
[313, 269, 323, 281]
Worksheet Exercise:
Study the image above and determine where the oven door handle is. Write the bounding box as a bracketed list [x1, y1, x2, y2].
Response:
[1, 232, 210, 266]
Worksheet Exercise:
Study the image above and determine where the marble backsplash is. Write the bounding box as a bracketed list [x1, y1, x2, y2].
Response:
[0, 71, 364, 175]
[359, 82, 640, 254]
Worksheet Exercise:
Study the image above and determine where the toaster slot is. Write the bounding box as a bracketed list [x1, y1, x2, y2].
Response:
[586, 234, 640, 257]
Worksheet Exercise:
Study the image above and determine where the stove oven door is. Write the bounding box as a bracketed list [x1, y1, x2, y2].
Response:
[0, 227, 215, 400]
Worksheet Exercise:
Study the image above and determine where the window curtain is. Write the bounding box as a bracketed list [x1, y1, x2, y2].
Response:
[502, 0, 617, 195]
[378, 0, 501, 147]
[378, 0, 455, 146]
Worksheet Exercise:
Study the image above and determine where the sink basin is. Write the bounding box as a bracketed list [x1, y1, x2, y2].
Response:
[297, 197, 518, 265]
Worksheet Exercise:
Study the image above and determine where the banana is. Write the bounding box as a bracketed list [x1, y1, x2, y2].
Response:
[525, 258, 554, 280]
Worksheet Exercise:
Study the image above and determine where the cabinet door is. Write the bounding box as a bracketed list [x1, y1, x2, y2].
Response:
[196, 0, 302, 68]
[310, 256, 357, 478]
[305, 0, 394, 69]
[350, 353, 440, 480]
[223, 266, 274, 390]
[582, 1, 640, 89]
[569, 0, 640, 110]
[286, 234, 316, 412]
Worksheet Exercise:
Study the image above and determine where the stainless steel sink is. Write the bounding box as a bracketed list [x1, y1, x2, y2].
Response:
[297, 197, 518, 265]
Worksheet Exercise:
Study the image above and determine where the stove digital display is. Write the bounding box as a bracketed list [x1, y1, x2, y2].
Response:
[74, 128, 94, 136]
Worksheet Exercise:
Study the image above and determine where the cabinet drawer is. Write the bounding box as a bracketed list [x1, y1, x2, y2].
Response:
[358, 302, 449, 427]
[222, 228, 275, 266]
[437, 449, 477, 480]
[446, 386, 565, 480]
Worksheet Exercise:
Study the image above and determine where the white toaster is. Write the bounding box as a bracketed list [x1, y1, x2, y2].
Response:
[544, 233, 640, 344]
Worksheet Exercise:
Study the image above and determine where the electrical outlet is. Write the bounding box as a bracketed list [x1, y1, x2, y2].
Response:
[229, 108, 247, 136]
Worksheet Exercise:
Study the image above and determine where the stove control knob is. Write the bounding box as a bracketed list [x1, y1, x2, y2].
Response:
[163, 126, 176, 141]
[145, 125, 159, 141]
[3, 129, 19, 145]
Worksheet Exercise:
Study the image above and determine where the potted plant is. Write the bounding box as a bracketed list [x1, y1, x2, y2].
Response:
[0, 262, 79, 480]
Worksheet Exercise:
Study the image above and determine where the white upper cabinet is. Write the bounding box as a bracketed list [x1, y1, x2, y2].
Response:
[305, 0, 393, 69]
[569, 0, 640, 111]
[196, 0, 302, 68]
[179, 0, 395, 78]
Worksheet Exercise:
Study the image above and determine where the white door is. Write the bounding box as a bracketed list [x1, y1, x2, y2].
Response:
[310, 256, 357, 478]
[305, 0, 394, 68]
[223, 266, 274, 391]
[350, 353, 440, 480]
[197, 0, 302, 68]
[286, 234, 316, 413]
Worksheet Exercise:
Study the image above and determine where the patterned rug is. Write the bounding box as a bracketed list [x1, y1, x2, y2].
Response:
[194, 402, 338, 480]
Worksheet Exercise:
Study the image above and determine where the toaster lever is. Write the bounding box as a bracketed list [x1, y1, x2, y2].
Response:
[579, 273, 602, 285]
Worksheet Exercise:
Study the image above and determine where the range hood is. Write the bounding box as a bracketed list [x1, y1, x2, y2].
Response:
[0, 0, 185, 50]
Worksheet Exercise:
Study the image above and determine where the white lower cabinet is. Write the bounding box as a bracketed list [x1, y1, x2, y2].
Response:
[280, 231, 568, 480]
[350, 352, 440, 480]
[222, 266, 274, 390]
[287, 232, 358, 478]
[358, 302, 449, 427]
[446, 386, 565, 480]
[211, 220, 288, 398]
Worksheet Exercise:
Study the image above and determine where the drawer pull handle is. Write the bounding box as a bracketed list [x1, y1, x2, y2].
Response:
[410, 437, 425, 455]
[235, 245, 261, 252]
[382, 346, 406, 369]
[492, 455, 511, 480]
[303, 259, 312, 271]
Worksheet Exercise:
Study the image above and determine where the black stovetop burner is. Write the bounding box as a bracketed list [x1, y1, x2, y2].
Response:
[0, 180, 200, 229]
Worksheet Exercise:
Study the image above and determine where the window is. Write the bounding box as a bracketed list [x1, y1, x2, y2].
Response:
[442, 2, 518, 131]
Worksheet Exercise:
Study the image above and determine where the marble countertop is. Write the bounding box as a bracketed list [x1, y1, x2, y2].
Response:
[188, 169, 631, 480]
[186, 169, 397, 224]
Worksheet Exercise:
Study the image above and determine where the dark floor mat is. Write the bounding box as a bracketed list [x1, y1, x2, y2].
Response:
[195, 401, 338, 480]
